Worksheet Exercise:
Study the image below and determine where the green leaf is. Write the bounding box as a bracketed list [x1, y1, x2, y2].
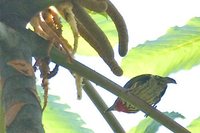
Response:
[37, 86, 94, 133]
[128, 112, 185, 133]
[121, 17, 200, 77]
[187, 116, 200, 133]
[62, 13, 117, 56]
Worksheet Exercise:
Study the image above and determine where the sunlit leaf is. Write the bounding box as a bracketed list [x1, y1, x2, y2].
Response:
[187, 116, 200, 133]
[121, 17, 200, 77]
[37, 86, 94, 133]
[62, 13, 117, 56]
[128, 112, 185, 133]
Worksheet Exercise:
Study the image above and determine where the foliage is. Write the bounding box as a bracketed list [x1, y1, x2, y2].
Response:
[128, 112, 185, 133]
[121, 17, 200, 77]
[187, 117, 200, 133]
[121, 17, 200, 132]
[37, 86, 94, 133]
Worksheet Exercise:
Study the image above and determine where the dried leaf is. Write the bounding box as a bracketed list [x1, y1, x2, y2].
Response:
[56, 2, 79, 54]
[38, 13, 73, 62]
[6, 102, 26, 127]
[30, 15, 49, 39]
[7, 60, 34, 77]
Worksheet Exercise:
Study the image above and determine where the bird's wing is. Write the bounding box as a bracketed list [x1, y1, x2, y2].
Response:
[123, 74, 152, 89]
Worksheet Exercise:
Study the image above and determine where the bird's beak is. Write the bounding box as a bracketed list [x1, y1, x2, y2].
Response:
[165, 77, 177, 84]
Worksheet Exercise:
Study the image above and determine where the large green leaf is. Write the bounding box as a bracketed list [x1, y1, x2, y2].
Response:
[62, 13, 117, 56]
[187, 116, 200, 133]
[128, 112, 185, 133]
[37, 86, 94, 133]
[121, 17, 200, 77]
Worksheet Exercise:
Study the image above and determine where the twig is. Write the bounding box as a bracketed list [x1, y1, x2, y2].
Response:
[83, 79, 125, 133]
[48, 46, 190, 133]
[25, 28, 190, 133]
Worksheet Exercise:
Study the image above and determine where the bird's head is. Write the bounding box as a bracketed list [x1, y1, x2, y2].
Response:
[153, 75, 177, 84]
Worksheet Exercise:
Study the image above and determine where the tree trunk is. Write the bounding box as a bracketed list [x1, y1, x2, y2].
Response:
[0, 23, 44, 133]
[0, 1, 63, 132]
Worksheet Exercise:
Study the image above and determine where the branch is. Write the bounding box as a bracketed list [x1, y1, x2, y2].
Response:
[49, 46, 190, 133]
[83, 79, 125, 133]
[24, 28, 190, 133]
[0, 0, 65, 29]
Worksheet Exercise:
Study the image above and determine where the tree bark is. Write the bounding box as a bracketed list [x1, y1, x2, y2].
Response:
[0, 0, 64, 131]
[0, 23, 44, 133]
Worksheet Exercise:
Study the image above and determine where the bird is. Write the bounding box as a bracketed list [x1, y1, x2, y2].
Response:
[106, 74, 176, 113]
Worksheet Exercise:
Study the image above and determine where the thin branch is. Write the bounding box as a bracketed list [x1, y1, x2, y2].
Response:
[48, 46, 190, 133]
[25, 28, 191, 133]
[83, 79, 125, 133]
